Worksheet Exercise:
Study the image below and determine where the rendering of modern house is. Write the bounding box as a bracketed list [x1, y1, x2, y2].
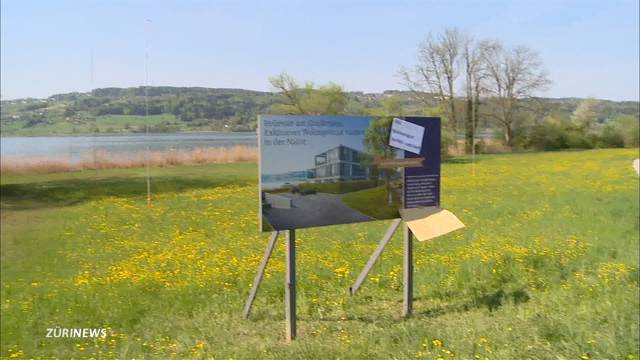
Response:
[307, 145, 370, 182]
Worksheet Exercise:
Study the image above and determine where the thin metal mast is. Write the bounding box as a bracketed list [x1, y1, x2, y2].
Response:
[145, 19, 152, 206]
[91, 48, 97, 167]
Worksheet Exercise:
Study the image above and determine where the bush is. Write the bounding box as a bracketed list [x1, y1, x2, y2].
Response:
[526, 114, 638, 151]
[598, 124, 625, 148]
[528, 122, 568, 151]
[564, 129, 593, 149]
[477, 139, 513, 154]
[298, 180, 378, 194]
[527, 120, 598, 151]
[604, 115, 639, 148]
[511, 127, 532, 151]
[441, 127, 455, 160]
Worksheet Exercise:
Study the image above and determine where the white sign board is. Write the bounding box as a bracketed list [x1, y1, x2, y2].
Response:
[389, 118, 424, 154]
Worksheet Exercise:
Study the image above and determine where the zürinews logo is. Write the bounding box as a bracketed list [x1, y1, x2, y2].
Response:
[46, 327, 107, 338]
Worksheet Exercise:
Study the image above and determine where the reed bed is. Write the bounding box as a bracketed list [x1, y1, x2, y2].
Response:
[1, 145, 257, 175]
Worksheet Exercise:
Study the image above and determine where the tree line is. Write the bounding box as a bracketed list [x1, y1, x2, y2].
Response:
[2, 34, 637, 143]
[268, 28, 639, 153]
[63, 88, 274, 125]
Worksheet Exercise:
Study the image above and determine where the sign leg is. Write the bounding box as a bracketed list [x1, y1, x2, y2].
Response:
[350, 218, 402, 295]
[403, 223, 414, 317]
[285, 229, 296, 341]
[243, 231, 279, 319]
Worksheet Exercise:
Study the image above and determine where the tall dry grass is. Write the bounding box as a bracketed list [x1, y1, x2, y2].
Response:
[448, 139, 511, 156]
[1, 145, 257, 175]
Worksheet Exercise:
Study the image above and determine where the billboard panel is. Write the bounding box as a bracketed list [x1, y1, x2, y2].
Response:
[259, 115, 440, 231]
[402, 117, 441, 208]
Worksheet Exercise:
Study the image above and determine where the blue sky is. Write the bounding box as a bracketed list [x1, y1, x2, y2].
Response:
[1, 0, 638, 101]
[260, 115, 371, 175]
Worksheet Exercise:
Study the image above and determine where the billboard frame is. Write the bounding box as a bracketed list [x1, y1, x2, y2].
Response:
[245, 115, 442, 341]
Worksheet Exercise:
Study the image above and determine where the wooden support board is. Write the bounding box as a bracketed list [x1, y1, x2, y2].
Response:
[350, 219, 402, 295]
[403, 224, 413, 317]
[285, 230, 296, 341]
[244, 211, 463, 339]
[243, 231, 279, 319]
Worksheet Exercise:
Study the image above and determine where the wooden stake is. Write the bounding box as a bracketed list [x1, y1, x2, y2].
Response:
[403, 223, 413, 317]
[350, 218, 402, 295]
[285, 229, 296, 341]
[243, 231, 279, 319]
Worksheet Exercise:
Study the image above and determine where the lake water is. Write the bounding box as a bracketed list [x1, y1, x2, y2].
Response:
[0, 132, 257, 161]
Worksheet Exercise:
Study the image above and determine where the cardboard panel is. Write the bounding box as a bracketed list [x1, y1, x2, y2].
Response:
[400, 207, 465, 241]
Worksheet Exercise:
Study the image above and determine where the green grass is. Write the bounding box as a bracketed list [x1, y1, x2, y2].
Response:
[1, 163, 256, 210]
[343, 185, 401, 219]
[298, 180, 379, 194]
[1, 117, 77, 136]
[0, 114, 184, 136]
[93, 114, 183, 133]
[1, 149, 639, 359]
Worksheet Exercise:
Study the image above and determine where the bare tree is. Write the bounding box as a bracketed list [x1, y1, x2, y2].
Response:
[400, 28, 464, 136]
[480, 43, 551, 145]
[462, 35, 486, 153]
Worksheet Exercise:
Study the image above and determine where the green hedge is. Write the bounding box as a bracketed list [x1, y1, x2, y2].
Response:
[297, 180, 378, 194]
[342, 185, 401, 219]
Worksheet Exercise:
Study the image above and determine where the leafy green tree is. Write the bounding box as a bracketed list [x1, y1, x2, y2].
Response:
[363, 116, 396, 204]
[365, 95, 403, 117]
[571, 98, 600, 132]
[602, 115, 639, 147]
[381, 96, 403, 115]
[268, 73, 347, 115]
[63, 106, 76, 118]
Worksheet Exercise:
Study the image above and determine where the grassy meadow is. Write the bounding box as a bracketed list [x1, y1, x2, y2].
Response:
[1, 149, 639, 359]
[0, 114, 184, 136]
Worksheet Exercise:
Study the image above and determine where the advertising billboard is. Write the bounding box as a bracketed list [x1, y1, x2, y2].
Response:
[400, 117, 441, 209]
[259, 115, 440, 231]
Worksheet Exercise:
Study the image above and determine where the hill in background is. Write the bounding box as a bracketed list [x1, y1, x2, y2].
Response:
[1, 86, 638, 137]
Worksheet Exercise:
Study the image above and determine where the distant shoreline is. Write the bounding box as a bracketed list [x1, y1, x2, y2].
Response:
[0, 130, 258, 138]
